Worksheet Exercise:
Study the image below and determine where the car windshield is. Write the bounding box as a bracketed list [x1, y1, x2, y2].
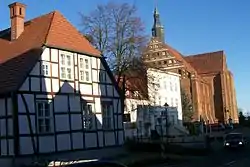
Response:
[225, 134, 243, 140]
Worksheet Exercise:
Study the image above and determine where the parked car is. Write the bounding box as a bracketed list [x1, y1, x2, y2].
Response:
[50, 160, 127, 167]
[223, 132, 246, 149]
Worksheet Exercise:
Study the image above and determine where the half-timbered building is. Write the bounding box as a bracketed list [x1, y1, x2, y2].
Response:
[0, 1, 124, 163]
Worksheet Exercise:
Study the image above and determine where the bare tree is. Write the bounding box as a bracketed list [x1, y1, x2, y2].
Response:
[79, 1, 148, 88]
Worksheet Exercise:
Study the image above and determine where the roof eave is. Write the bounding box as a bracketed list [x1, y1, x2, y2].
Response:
[43, 44, 101, 58]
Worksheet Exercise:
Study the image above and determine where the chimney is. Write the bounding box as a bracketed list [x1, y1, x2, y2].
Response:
[8, 2, 26, 40]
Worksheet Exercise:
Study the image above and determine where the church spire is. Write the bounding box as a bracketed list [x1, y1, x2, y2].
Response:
[151, 1, 165, 43]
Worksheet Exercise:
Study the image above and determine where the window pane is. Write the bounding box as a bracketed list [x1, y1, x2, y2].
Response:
[67, 55, 71, 66]
[80, 71, 84, 81]
[85, 59, 89, 69]
[67, 68, 71, 79]
[61, 54, 65, 65]
[61, 67, 66, 78]
[87, 104, 92, 114]
[37, 103, 43, 116]
[85, 71, 89, 81]
[80, 58, 83, 68]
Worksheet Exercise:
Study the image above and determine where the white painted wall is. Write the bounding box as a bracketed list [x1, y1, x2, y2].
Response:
[17, 47, 124, 155]
[147, 68, 182, 123]
[124, 68, 182, 126]
[124, 98, 149, 122]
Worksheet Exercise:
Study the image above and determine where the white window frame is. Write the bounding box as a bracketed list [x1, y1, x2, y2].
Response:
[101, 102, 113, 130]
[60, 53, 73, 80]
[41, 62, 50, 76]
[36, 101, 52, 134]
[79, 56, 91, 82]
[82, 103, 95, 130]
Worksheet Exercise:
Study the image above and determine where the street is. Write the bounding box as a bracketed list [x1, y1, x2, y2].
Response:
[178, 147, 250, 167]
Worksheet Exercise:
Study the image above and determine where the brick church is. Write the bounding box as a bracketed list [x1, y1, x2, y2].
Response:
[143, 7, 238, 124]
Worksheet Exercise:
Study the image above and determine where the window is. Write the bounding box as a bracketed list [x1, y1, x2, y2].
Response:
[79, 57, 91, 82]
[171, 98, 174, 106]
[163, 81, 167, 89]
[61, 67, 66, 78]
[162, 51, 166, 56]
[174, 83, 178, 91]
[36, 101, 51, 133]
[99, 70, 106, 82]
[170, 82, 173, 91]
[165, 97, 168, 104]
[60, 53, 73, 80]
[175, 98, 178, 107]
[42, 62, 49, 76]
[102, 103, 113, 130]
[61, 54, 65, 65]
[158, 96, 161, 105]
[82, 103, 94, 130]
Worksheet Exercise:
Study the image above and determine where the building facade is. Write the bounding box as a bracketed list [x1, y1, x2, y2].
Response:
[124, 68, 182, 125]
[0, 2, 124, 163]
[142, 7, 238, 124]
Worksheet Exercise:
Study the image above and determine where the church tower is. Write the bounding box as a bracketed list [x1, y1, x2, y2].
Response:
[151, 7, 165, 43]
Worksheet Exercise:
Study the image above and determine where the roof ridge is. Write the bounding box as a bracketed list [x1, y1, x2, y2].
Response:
[187, 50, 224, 57]
[44, 11, 57, 45]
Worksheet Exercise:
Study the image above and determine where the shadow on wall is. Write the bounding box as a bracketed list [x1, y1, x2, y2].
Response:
[21, 80, 106, 156]
[213, 74, 224, 122]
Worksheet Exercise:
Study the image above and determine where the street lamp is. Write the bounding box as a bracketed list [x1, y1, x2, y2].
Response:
[164, 103, 169, 138]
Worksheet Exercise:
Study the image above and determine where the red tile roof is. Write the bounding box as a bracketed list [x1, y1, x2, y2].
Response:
[0, 10, 101, 94]
[184, 51, 225, 74]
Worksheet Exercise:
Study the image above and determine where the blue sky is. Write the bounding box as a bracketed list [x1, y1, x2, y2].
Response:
[0, 0, 249, 113]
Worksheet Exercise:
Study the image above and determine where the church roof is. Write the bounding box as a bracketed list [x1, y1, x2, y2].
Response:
[184, 50, 226, 75]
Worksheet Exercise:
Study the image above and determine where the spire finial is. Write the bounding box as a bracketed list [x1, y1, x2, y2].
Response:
[154, 0, 159, 14]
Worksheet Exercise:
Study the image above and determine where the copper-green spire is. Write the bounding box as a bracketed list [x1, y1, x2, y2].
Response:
[151, 2, 165, 43]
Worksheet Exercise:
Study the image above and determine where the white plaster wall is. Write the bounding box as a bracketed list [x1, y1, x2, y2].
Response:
[125, 98, 149, 122]
[147, 69, 182, 122]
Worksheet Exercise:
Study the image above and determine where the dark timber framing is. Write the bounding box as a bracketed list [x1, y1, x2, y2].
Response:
[0, 47, 124, 157]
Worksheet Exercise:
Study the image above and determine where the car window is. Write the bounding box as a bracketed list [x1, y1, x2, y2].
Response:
[226, 134, 243, 140]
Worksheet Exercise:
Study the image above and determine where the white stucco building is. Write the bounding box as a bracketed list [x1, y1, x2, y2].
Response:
[124, 68, 183, 127]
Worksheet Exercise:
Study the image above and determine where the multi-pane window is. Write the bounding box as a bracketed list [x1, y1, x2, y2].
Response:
[42, 62, 49, 76]
[174, 83, 178, 91]
[82, 103, 94, 130]
[163, 81, 167, 89]
[60, 53, 73, 80]
[36, 101, 51, 133]
[99, 70, 106, 82]
[79, 57, 91, 82]
[175, 98, 178, 107]
[102, 103, 113, 130]
[170, 82, 173, 91]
